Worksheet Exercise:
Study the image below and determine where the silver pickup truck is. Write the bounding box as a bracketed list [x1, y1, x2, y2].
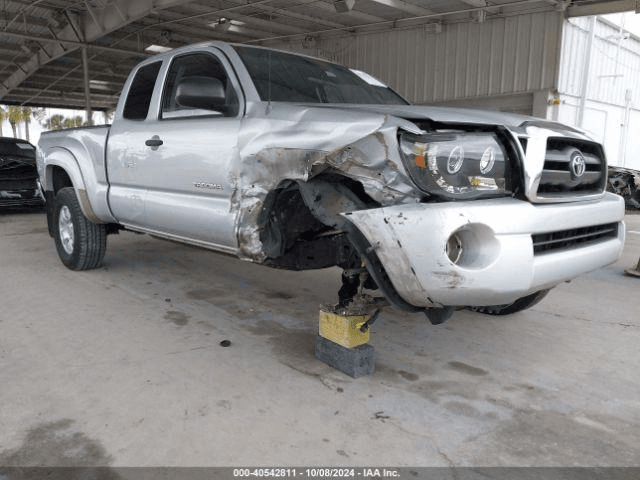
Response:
[37, 41, 625, 324]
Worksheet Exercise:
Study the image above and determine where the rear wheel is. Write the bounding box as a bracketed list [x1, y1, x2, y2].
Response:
[53, 187, 106, 270]
[468, 289, 550, 316]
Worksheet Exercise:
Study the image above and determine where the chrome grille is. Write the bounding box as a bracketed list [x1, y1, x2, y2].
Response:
[532, 223, 618, 255]
[537, 138, 606, 199]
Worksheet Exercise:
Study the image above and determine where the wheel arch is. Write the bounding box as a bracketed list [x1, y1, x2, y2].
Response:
[262, 173, 374, 221]
[42, 150, 103, 235]
[257, 174, 423, 313]
[42, 150, 85, 194]
[257, 174, 370, 270]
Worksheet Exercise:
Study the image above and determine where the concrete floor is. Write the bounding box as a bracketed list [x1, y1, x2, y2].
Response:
[0, 207, 639, 469]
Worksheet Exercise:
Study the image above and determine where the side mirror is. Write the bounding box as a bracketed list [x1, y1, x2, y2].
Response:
[175, 76, 227, 112]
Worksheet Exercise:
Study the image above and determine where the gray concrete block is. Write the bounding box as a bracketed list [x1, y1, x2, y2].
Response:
[315, 335, 375, 378]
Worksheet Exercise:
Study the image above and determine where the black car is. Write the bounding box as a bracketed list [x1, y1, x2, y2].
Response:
[0, 136, 43, 208]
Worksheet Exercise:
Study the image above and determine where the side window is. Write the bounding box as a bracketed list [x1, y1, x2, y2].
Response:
[161, 53, 239, 118]
[123, 62, 162, 120]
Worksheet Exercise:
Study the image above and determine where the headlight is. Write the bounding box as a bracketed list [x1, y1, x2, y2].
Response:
[399, 131, 510, 200]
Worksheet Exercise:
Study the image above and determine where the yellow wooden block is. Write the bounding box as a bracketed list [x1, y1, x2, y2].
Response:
[319, 309, 370, 348]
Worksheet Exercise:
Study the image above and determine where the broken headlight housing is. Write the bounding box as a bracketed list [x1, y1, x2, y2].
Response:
[399, 131, 511, 200]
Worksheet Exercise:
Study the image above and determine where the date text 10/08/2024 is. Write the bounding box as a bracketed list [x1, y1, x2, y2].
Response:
[233, 469, 401, 478]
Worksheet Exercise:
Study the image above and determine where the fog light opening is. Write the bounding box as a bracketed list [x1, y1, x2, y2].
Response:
[445, 224, 501, 270]
[446, 232, 464, 265]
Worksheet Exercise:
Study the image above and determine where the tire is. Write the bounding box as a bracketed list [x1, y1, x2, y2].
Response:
[53, 187, 106, 270]
[468, 289, 550, 316]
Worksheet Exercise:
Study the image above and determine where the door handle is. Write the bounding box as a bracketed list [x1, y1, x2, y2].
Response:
[145, 136, 163, 148]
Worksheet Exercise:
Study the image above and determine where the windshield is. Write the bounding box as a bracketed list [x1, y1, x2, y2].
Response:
[234, 45, 408, 105]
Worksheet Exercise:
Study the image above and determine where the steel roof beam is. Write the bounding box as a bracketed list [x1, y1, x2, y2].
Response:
[0, 30, 149, 57]
[8, 87, 118, 101]
[0, 0, 187, 102]
[459, 0, 488, 6]
[250, 4, 349, 29]
[177, 2, 311, 36]
[308, 0, 388, 23]
[366, 0, 434, 17]
[566, 0, 637, 17]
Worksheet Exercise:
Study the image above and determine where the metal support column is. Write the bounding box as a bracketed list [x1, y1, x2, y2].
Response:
[82, 46, 93, 126]
[619, 89, 632, 168]
[577, 16, 596, 128]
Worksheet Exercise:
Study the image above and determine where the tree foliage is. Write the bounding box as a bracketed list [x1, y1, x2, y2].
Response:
[0, 106, 6, 137]
[7, 105, 22, 138]
[0, 105, 45, 141]
[0, 104, 90, 139]
[42, 113, 84, 131]
[63, 116, 84, 129]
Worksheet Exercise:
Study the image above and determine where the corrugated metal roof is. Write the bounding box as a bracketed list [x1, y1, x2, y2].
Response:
[0, 0, 634, 110]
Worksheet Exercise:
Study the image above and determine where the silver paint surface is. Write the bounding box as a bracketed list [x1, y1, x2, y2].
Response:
[37, 41, 626, 308]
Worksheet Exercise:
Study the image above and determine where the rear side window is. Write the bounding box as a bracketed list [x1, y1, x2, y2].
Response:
[123, 62, 162, 120]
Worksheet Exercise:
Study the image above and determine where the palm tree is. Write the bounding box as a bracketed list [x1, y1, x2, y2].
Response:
[27, 107, 46, 141]
[103, 110, 115, 124]
[31, 107, 46, 124]
[0, 106, 6, 137]
[7, 105, 22, 138]
[20, 107, 32, 141]
[42, 113, 85, 131]
[62, 116, 83, 129]
[42, 114, 65, 131]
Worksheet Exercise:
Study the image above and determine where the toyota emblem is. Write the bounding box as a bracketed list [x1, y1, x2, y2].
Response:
[570, 151, 586, 178]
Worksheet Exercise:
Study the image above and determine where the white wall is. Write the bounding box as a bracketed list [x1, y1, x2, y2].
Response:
[269, 11, 563, 108]
[557, 16, 640, 170]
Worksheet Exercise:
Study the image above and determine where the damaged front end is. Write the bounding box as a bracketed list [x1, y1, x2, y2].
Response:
[215, 43, 625, 325]
[228, 97, 623, 326]
[230, 105, 526, 323]
[228, 107, 439, 320]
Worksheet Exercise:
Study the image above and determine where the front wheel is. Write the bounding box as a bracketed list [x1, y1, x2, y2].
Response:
[53, 187, 106, 270]
[467, 289, 550, 316]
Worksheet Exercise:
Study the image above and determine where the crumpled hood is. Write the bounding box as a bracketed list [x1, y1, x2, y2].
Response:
[248, 101, 583, 138]
[311, 103, 586, 136]
[349, 104, 533, 127]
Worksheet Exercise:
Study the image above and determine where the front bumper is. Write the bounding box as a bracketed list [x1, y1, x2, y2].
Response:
[343, 193, 625, 307]
[0, 172, 43, 208]
[0, 188, 44, 208]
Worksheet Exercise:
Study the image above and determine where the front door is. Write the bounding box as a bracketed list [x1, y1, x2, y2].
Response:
[107, 50, 242, 253]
